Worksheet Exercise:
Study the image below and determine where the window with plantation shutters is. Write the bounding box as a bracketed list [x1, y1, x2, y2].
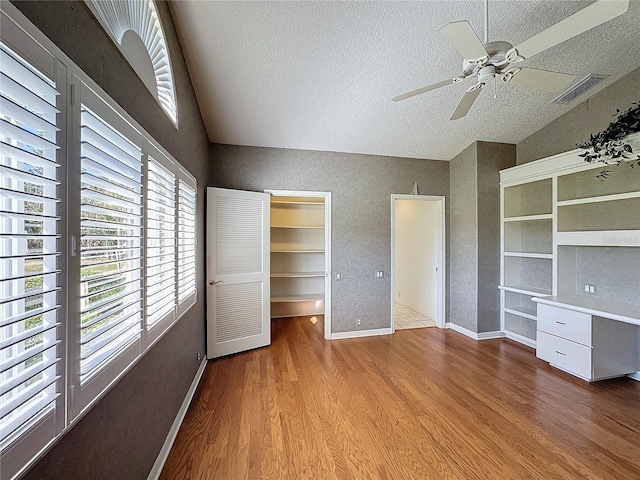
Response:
[0, 39, 64, 477]
[2, 4, 200, 476]
[177, 169, 196, 312]
[78, 101, 143, 385]
[146, 155, 176, 330]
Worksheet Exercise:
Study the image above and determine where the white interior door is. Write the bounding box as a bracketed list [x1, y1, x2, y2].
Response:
[206, 187, 270, 358]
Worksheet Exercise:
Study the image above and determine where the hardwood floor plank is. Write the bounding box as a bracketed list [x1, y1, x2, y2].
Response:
[159, 316, 640, 480]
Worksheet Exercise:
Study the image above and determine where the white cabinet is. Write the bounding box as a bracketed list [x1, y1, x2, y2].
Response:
[269, 195, 328, 318]
[536, 303, 637, 381]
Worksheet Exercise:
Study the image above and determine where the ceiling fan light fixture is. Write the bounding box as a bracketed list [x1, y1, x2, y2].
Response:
[551, 74, 609, 104]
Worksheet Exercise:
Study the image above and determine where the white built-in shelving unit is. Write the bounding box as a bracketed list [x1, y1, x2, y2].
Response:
[269, 195, 328, 318]
[500, 133, 640, 349]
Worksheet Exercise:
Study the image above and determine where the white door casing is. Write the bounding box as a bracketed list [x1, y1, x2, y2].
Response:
[206, 187, 271, 358]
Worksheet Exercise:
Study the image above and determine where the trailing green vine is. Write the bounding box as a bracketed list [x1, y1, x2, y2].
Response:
[577, 101, 640, 179]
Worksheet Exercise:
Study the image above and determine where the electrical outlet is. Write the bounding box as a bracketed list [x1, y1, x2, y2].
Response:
[356, 318, 362, 326]
[197, 352, 201, 362]
[584, 284, 590, 293]
[589, 284, 596, 294]
[583, 284, 597, 295]
[336, 273, 341, 280]
[376, 271, 384, 279]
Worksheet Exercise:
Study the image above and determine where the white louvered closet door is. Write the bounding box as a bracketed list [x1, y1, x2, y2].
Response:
[206, 188, 270, 359]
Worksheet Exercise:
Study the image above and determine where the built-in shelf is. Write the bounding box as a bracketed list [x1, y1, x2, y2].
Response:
[499, 285, 552, 297]
[271, 225, 324, 229]
[271, 271, 325, 278]
[557, 191, 640, 207]
[501, 139, 640, 351]
[271, 200, 324, 206]
[503, 214, 553, 223]
[503, 252, 553, 259]
[504, 307, 537, 321]
[271, 249, 325, 253]
[556, 230, 640, 247]
[504, 329, 537, 348]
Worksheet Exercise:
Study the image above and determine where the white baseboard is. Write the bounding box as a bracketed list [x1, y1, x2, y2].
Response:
[627, 371, 640, 382]
[147, 357, 208, 480]
[331, 327, 393, 340]
[445, 322, 505, 341]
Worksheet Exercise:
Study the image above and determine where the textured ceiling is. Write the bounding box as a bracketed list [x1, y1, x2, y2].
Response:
[169, 0, 640, 161]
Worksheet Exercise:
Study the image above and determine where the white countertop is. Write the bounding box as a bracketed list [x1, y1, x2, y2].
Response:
[532, 295, 640, 327]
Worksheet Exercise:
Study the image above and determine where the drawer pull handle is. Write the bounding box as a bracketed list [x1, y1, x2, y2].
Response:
[555, 350, 566, 356]
[555, 321, 566, 325]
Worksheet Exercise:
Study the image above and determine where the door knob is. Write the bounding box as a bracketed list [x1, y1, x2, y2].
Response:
[209, 280, 223, 285]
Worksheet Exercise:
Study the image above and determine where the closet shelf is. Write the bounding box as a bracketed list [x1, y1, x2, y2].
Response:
[271, 225, 324, 229]
[271, 249, 325, 253]
[270, 200, 324, 205]
[271, 294, 324, 303]
[271, 271, 325, 278]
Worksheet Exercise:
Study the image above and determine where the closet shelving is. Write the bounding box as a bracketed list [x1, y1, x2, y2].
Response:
[270, 196, 326, 318]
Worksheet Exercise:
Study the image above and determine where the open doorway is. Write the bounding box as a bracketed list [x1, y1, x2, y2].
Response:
[391, 195, 445, 331]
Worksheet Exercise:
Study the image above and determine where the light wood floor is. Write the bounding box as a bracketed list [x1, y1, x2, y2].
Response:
[160, 316, 640, 479]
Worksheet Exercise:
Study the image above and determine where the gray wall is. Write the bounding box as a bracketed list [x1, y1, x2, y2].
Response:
[449, 143, 478, 332]
[210, 144, 450, 333]
[517, 67, 640, 165]
[477, 142, 516, 332]
[450, 142, 516, 333]
[12, 1, 209, 479]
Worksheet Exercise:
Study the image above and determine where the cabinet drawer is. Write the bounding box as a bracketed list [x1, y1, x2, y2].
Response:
[537, 331, 592, 380]
[537, 304, 592, 346]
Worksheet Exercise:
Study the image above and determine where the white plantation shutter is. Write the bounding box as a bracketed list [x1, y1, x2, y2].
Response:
[0, 38, 64, 478]
[145, 152, 176, 332]
[177, 167, 196, 314]
[78, 92, 143, 388]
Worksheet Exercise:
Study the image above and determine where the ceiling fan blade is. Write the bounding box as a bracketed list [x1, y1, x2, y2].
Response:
[439, 21, 488, 60]
[392, 78, 457, 102]
[513, 0, 629, 60]
[450, 85, 483, 121]
[507, 68, 576, 92]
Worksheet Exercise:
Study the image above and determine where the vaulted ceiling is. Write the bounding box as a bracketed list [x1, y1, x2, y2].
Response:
[169, 0, 640, 160]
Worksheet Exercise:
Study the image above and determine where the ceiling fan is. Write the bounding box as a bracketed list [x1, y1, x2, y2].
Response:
[393, 0, 630, 120]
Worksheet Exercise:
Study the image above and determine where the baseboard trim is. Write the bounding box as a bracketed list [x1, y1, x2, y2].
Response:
[331, 327, 393, 340]
[627, 371, 640, 382]
[147, 357, 208, 480]
[445, 323, 505, 341]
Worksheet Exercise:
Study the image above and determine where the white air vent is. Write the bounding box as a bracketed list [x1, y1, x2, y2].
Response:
[551, 74, 608, 104]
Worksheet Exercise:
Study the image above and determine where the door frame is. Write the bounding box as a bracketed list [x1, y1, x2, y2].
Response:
[391, 194, 446, 331]
[265, 189, 332, 340]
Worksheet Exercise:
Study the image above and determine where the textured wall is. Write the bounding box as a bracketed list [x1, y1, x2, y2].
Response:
[449, 143, 478, 332]
[477, 142, 517, 332]
[210, 144, 450, 333]
[11, 1, 209, 479]
[450, 142, 516, 333]
[517, 67, 640, 165]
